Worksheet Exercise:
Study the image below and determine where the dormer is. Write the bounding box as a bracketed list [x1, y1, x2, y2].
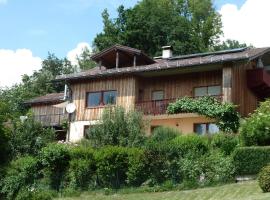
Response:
[91, 44, 155, 69]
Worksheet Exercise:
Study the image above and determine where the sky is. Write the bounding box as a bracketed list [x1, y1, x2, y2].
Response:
[0, 0, 269, 87]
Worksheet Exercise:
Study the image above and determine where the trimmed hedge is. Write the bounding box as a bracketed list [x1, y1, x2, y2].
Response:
[232, 146, 270, 175]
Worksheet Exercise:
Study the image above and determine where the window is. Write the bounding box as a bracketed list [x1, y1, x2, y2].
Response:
[194, 85, 221, 97]
[87, 90, 117, 107]
[194, 123, 219, 135]
[152, 90, 164, 101]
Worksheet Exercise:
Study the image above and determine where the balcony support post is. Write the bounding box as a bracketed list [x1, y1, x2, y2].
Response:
[222, 65, 232, 103]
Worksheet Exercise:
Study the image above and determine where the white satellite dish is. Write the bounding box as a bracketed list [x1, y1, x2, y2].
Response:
[66, 103, 76, 114]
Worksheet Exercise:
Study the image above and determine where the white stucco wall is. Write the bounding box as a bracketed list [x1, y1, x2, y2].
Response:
[68, 120, 99, 142]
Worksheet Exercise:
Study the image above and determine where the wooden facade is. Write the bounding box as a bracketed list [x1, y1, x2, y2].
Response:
[231, 61, 258, 116]
[70, 76, 136, 121]
[31, 104, 67, 126]
[136, 70, 222, 102]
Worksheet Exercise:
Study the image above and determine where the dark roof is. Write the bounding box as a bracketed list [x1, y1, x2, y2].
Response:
[90, 44, 155, 68]
[24, 93, 65, 105]
[55, 47, 270, 82]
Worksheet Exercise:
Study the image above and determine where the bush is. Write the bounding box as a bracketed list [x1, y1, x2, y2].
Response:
[0, 156, 40, 200]
[171, 135, 209, 157]
[39, 143, 70, 191]
[150, 126, 180, 143]
[210, 133, 239, 155]
[240, 99, 270, 146]
[126, 148, 147, 186]
[258, 165, 270, 192]
[9, 118, 55, 157]
[180, 151, 235, 186]
[232, 146, 270, 175]
[68, 146, 96, 190]
[95, 146, 129, 188]
[15, 189, 55, 200]
[86, 107, 146, 148]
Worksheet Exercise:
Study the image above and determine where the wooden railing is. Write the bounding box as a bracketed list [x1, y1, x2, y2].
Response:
[33, 113, 68, 127]
[135, 96, 222, 116]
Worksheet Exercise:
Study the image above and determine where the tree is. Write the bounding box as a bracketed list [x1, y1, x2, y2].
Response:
[76, 47, 96, 71]
[213, 39, 251, 51]
[0, 53, 76, 116]
[94, 0, 222, 57]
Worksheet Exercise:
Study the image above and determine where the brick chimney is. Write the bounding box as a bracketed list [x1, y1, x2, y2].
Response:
[162, 46, 173, 59]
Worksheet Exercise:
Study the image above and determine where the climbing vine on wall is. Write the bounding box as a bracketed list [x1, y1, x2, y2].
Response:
[167, 96, 240, 133]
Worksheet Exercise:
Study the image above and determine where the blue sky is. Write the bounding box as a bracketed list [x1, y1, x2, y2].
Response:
[0, 0, 246, 59]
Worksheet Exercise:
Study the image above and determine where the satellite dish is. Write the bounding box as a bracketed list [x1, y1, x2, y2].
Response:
[66, 103, 76, 113]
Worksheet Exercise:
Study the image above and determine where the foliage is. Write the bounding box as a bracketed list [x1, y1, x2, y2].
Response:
[149, 126, 180, 143]
[87, 107, 146, 147]
[126, 148, 148, 186]
[240, 99, 270, 146]
[9, 117, 55, 157]
[210, 133, 239, 155]
[15, 189, 55, 200]
[95, 146, 129, 188]
[68, 146, 96, 190]
[39, 143, 71, 191]
[171, 135, 209, 156]
[213, 39, 250, 51]
[0, 156, 40, 200]
[259, 165, 270, 193]
[167, 96, 240, 133]
[94, 0, 222, 57]
[232, 146, 270, 175]
[76, 47, 96, 71]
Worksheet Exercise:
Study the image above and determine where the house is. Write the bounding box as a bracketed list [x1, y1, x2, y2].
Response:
[24, 92, 68, 140]
[28, 44, 270, 142]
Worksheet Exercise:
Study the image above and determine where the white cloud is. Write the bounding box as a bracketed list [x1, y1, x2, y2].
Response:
[67, 42, 91, 66]
[219, 0, 270, 47]
[0, 49, 42, 87]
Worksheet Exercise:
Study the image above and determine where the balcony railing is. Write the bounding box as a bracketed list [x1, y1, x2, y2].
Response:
[135, 96, 222, 116]
[33, 113, 68, 127]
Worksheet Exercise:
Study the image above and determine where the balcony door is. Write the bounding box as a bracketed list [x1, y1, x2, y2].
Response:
[152, 90, 165, 114]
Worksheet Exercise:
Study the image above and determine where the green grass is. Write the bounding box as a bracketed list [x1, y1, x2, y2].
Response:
[56, 181, 270, 200]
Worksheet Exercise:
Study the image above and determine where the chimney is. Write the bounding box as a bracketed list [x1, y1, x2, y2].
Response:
[162, 46, 173, 59]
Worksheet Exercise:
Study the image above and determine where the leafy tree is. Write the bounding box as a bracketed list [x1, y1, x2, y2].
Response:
[94, 0, 222, 56]
[76, 47, 96, 71]
[213, 39, 251, 51]
[0, 53, 76, 116]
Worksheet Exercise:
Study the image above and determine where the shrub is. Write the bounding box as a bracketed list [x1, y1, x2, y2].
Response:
[232, 146, 270, 175]
[167, 96, 240, 133]
[15, 189, 55, 200]
[68, 146, 96, 190]
[210, 133, 239, 155]
[39, 143, 70, 191]
[9, 118, 55, 157]
[149, 126, 180, 143]
[95, 146, 129, 188]
[258, 165, 270, 192]
[0, 156, 40, 200]
[240, 99, 270, 146]
[126, 148, 147, 186]
[171, 135, 209, 157]
[86, 107, 146, 147]
[180, 151, 235, 186]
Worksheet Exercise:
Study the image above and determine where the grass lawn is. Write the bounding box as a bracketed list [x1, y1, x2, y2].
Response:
[56, 181, 270, 200]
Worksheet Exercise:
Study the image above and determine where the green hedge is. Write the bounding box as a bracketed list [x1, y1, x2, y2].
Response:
[232, 146, 270, 175]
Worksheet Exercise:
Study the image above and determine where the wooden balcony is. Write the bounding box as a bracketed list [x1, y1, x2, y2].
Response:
[135, 96, 223, 116]
[247, 68, 270, 99]
[33, 113, 68, 127]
